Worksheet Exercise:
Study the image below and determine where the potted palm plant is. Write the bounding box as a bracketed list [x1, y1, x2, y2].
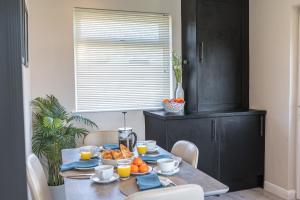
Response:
[31, 95, 98, 199]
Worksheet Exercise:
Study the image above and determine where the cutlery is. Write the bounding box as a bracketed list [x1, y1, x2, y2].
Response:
[159, 176, 177, 187]
[65, 173, 95, 178]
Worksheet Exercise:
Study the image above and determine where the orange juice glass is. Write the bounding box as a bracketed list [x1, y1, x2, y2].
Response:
[137, 144, 147, 155]
[80, 151, 92, 160]
[117, 160, 131, 180]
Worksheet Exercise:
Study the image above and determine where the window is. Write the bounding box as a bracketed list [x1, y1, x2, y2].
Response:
[74, 8, 172, 112]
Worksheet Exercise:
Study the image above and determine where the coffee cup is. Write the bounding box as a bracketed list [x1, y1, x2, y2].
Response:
[146, 140, 157, 151]
[157, 158, 179, 173]
[95, 165, 114, 180]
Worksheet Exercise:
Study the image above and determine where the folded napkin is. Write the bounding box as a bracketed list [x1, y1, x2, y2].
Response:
[103, 144, 119, 150]
[60, 159, 99, 172]
[136, 173, 162, 191]
[141, 155, 171, 162]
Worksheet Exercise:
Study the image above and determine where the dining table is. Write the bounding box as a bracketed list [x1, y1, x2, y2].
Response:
[62, 146, 229, 200]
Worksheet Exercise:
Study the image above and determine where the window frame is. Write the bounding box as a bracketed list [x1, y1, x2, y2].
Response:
[73, 8, 173, 113]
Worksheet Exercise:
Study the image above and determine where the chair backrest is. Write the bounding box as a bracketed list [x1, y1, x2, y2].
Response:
[125, 184, 204, 200]
[27, 154, 52, 200]
[83, 130, 118, 146]
[171, 140, 199, 168]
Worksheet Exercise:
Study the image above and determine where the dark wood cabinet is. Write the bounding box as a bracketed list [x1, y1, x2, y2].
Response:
[147, 0, 265, 192]
[218, 115, 265, 190]
[144, 110, 266, 191]
[166, 118, 220, 179]
[182, 0, 249, 113]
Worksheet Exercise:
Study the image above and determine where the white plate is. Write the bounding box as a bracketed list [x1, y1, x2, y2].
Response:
[90, 173, 119, 184]
[75, 166, 97, 170]
[131, 166, 153, 175]
[153, 166, 180, 176]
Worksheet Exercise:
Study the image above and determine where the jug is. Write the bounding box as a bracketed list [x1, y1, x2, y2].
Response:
[118, 127, 137, 152]
[118, 112, 137, 151]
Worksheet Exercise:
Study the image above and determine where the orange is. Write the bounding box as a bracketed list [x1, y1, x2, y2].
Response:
[133, 157, 143, 166]
[162, 99, 170, 103]
[139, 164, 149, 173]
[174, 98, 184, 103]
[130, 164, 139, 173]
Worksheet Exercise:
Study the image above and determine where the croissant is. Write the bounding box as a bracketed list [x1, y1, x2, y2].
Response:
[101, 150, 113, 160]
[111, 150, 122, 160]
[120, 144, 133, 158]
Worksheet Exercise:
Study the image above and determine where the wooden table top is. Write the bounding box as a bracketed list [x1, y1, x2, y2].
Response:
[62, 147, 229, 200]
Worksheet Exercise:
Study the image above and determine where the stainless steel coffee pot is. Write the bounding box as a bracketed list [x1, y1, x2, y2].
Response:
[118, 112, 137, 151]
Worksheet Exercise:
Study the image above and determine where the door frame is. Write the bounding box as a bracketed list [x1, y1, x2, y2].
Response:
[295, 6, 300, 200]
[0, 0, 28, 199]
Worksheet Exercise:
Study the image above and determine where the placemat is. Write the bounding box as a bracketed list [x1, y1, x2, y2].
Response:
[119, 176, 187, 196]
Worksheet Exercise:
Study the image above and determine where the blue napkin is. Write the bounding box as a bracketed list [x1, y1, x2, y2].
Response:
[136, 173, 162, 191]
[60, 159, 99, 172]
[141, 155, 171, 162]
[103, 144, 119, 150]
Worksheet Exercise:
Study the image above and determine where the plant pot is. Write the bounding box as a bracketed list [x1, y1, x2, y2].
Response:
[49, 184, 65, 200]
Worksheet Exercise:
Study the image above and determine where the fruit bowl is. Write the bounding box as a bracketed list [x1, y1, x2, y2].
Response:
[162, 98, 185, 113]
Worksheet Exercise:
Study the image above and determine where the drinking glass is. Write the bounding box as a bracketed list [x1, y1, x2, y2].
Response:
[117, 159, 131, 180]
[137, 142, 148, 156]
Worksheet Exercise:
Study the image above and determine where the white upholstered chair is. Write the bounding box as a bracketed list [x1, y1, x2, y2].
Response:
[171, 140, 199, 168]
[27, 154, 52, 200]
[83, 130, 118, 146]
[125, 184, 204, 200]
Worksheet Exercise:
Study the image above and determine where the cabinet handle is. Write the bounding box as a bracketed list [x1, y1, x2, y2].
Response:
[260, 116, 264, 137]
[211, 119, 217, 142]
[199, 41, 204, 63]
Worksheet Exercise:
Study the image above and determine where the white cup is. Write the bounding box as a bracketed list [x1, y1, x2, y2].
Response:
[157, 158, 179, 173]
[95, 165, 114, 180]
[146, 140, 157, 151]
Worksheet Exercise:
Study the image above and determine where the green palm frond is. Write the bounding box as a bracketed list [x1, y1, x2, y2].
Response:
[172, 51, 183, 83]
[68, 114, 98, 128]
[31, 95, 98, 186]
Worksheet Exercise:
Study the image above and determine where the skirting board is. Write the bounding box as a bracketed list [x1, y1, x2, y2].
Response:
[264, 181, 296, 200]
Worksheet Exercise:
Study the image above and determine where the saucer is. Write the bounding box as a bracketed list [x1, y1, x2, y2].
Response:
[146, 147, 159, 153]
[144, 151, 160, 157]
[90, 173, 119, 184]
[153, 166, 180, 176]
[75, 166, 96, 170]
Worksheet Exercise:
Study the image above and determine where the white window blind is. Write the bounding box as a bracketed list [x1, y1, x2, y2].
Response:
[74, 8, 172, 112]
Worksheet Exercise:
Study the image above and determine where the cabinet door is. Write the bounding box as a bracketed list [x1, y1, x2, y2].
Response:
[182, 0, 198, 113]
[196, 0, 247, 111]
[145, 116, 167, 150]
[166, 118, 220, 179]
[219, 115, 264, 191]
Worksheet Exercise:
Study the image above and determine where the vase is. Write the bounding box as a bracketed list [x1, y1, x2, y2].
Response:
[49, 184, 66, 200]
[175, 82, 184, 99]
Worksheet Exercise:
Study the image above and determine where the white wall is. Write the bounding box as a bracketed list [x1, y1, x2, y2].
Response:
[29, 0, 300, 196]
[28, 0, 181, 142]
[250, 0, 300, 196]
